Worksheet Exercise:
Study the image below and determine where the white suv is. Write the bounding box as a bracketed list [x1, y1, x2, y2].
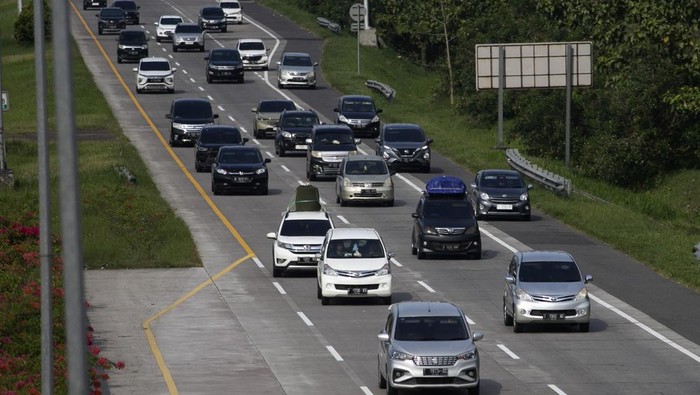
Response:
[219, 0, 242, 24]
[132, 57, 176, 93]
[317, 228, 393, 305]
[154, 15, 183, 42]
[237, 38, 269, 70]
[266, 210, 334, 277]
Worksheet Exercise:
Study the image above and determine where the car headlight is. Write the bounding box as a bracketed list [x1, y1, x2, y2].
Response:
[276, 240, 294, 250]
[322, 264, 338, 276]
[424, 226, 437, 235]
[371, 115, 380, 123]
[118, 45, 127, 49]
[215, 168, 228, 175]
[382, 152, 390, 159]
[375, 263, 391, 276]
[311, 151, 322, 158]
[137, 77, 147, 84]
[281, 70, 292, 77]
[338, 114, 349, 123]
[342, 177, 352, 187]
[210, 65, 224, 70]
[171, 122, 186, 130]
[423, 151, 430, 160]
[165, 76, 174, 83]
[197, 147, 209, 152]
[519, 193, 529, 201]
[456, 350, 477, 360]
[479, 192, 490, 200]
[389, 348, 414, 361]
[516, 288, 533, 301]
[308, 71, 315, 78]
[281, 131, 292, 138]
[383, 177, 392, 187]
[574, 287, 588, 301]
[348, 150, 358, 156]
[255, 167, 267, 175]
[141, 45, 148, 50]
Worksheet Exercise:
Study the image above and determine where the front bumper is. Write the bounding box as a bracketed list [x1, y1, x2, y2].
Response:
[319, 274, 392, 298]
[156, 31, 174, 41]
[513, 299, 591, 325]
[339, 120, 380, 137]
[242, 57, 269, 69]
[309, 157, 342, 177]
[339, 184, 393, 204]
[278, 135, 309, 152]
[136, 77, 174, 92]
[421, 233, 481, 255]
[212, 173, 268, 193]
[225, 13, 242, 24]
[279, 73, 316, 87]
[273, 246, 320, 270]
[171, 124, 207, 145]
[174, 39, 204, 49]
[208, 67, 244, 81]
[117, 47, 147, 62]
[476, 198, 530, 218]
[383, 149, 431, 170]
[99, 22, 126, 33]
[201, 21, 226, 31]
[387, 358, 479, 390]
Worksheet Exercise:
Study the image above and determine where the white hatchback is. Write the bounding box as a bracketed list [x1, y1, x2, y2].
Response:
[154, 15, 183, 42]
[132, 57, 176, 93]
[317, 228, 393, 305]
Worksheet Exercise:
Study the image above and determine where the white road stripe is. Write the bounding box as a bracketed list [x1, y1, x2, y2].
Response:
[548, 384, 568, 395]
[390, 258, 402, 267]
[252, 257, 264, 268]
[360, 387, 373, 395]
[357, 147, 367, 155]
[465, 315, 475, 325]
[265, 151, 274, 158]
[319, 198, 326, 205]
[497, 344, 520, 360]
[281, 165, 290, 172]
[240, 127, 249, 134]
[480, 228, 518, 253]
[161, 47, 166, 52]
[297, 312, 313, 327]
[326, 346, 344, 361]
[174, 61, 179, 66]
[228, 115, 236, 122]
[207, 95, 214, 101]
[189, 77, 195, 83]
[395, 173, 423, 193]
[272, 282, 286, 295]
[252, 139, 261, 145]
[337, 215, 350, 224]
[217, 105, 225, 112]
[417, 281, 435, 293]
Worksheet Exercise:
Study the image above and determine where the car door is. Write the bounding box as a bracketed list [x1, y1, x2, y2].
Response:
[504, 256, 518, 312]
[412, 197, 425, 246]
[335, 158, 348, 200]
[378, 310, 394, 369]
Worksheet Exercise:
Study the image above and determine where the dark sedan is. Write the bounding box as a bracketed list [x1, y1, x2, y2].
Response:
[205, 48, 244, 83]
[274, 110, 320, 156]
[375, 123, 432, 173]
[470, 169, 532, 220]
[195, 125, 248, 172]
[111, 0, 139, 25]
[211, 146, 270, 195]
[116, 30, 148, 63]
[96, 7, 126, 35]
[334, 95, 382, 138]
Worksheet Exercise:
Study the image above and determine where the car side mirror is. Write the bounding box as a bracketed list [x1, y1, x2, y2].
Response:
[470, 183, 477, 189]
[313, 62, 319, 67]
[377, 332, 390, 342]
[411, 213, 419, 219]
[132, 67, 138, 72]
[390, 170, 396, 176]
[242, 138, 249, 144]
[264, 158, 272, 163]
[305, 138, 312, 144]
[276, 61, 281, 65]
[213, 114, 219, 119]
[376, 109, 383, 114]
[387, 251, 395, 258]
[171, 68, 177, 73]
[374, 138, 381, 143]
[584, 274, 593, 283]
[505, 275, 515, 283]
[204, 57, 209, 61]
[472, 331, 484, 341]
[154, 22, 159, 26]
[426, 138, 434, 145]
[266, 232, 276, 240]
[354, 138, 361, 145]
[333, 108, 339, 113]
[251, 107, 258, 113]
[527, 184, 534, 190]
[165, 114, 172, 119]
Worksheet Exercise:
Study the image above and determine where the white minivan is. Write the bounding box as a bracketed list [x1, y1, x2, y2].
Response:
[317, 228, 393, 305]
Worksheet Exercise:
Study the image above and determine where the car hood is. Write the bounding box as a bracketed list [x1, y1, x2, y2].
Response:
[324, 257, 388, 271]
[281, 65, 314, 73]
[120, 40, 147, 46]
[384, 141, 427, 150]
[341, 111, 376, 120]
[240, 50, 266, 57]
[313, 146, 356, 153]
[217, 164, 264, 172]
[198, 142, 243, 149]
[422, 217, 477, 228]
[256, 112, 283, 119]
[519, 282, 584, 297]
[277, 235, 325, 245]
[210, 60, 243, 67]
[138, 70, 172, 77]
[100, 16, 125, 21]
[176, 33, 203, 38]
[173, 117, 213, 124]
[392, 340, 473, 356]
[344, 174, 390, 183]
[481, 187, 526, 197]
[280, 127, 313, 135]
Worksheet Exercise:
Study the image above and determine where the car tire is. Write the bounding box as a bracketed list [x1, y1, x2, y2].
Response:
[416, 237, 425, 260]
[321, 296, 330, 305]
[200, 45, 205, 52]
[272, 265, 283, 278]
[503, 300, 514, 326]
[468, 382, 480, 395]
[238, 76, 244, 84]
[378, 360, 387, 389]
[207, 74, 212, 83]
[386, 199, 394, 207]
[222, 26, 227, 33]
[156, 36, 161, 43]
[168, 88, 174, 94]
[310, 84, 316, 89]
[387, 381, 398, 395]
[98, 28, 103, 35]
[579, 323, 590, 332]
[411, 236, 417, 255]
[212, 183, 220, 195]
[340, 197, 347, 207]
[523, 213, 531, 221]
[423, 163, 431, 173]
[317, 282, 322, 299]
[470, 249, 482, 260]
[169, 131, 177, 147]
[277, 81, 283, 89]
[172, 46, 178, 52]
[117, 57, 122, 64]
[195, 161, 202, 173]
[381, 296, 392, 305]
[278, 146, 286, 157]
[135, 19, 140, 25]
[259, 185, 268, 195]
[136, 87, 142, 94]
[513, 320, 524, 333]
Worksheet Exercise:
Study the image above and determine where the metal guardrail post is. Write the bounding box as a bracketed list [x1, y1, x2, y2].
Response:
[505, 149, 572, 196]
[365, 80, 396, 102]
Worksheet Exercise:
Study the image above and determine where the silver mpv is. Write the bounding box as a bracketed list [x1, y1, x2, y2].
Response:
[378, 301, 483, 395]
[503, 250, 593, 333]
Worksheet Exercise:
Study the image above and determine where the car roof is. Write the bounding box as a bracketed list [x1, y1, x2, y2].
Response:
[140, 57, 170, 63]
[518, 250, 575, 262]
[395, 301, 463, 318]
[384, 123, 422, 130]
[327, 228, 379, 239]
[313, 124, 352, 133]
[341, 95, 373, 101]
[283, 52, 311, 58]
[344, 154, 384, 162]
[480, 169, 522, 177]
[173, 97, 210, 104]
[284, 211, 331, 221]
[238, 38, 264, 44]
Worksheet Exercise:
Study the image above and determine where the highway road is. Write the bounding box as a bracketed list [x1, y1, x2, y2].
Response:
[72, 1, 700, 394]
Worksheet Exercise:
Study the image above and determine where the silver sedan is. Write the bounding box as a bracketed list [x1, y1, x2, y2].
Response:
[335, 155, 394, 206]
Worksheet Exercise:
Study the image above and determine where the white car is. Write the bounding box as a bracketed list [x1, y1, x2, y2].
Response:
[266, 210, 335, 277]
[219, 0, 242, 24]
[237, 38, 269, 70]
[133, 57, 176, 93]
[317, 228, 393, 305]
[154, 15, 183, 42]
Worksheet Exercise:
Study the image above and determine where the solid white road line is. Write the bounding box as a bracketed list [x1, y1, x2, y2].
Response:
[337, 215, 350, 224]
[227, 115, 236, 122]
[265, 151, 274, 158]
[395, 173, 423, 193]
[207, 95, 214, 101]
[360, 387, 373, 395]
[297, 312, 314, 327]
[390, 257, 402, 267]
[417, 281, 436, 293]
[281, 165, 290, 172]
[326, 346, 344, 361]
[497, 344, 520, 360]
[252, 257, 264, 269]
[548, 384, 568, 395]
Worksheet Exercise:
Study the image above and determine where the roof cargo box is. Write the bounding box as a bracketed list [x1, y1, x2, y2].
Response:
[287, 184, 322, 211]
[425, 176, 467, 195]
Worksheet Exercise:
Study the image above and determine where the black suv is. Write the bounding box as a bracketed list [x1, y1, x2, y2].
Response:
[111, 0, 139, 25]
[116, 30, 148, 63]
[84, 0, 106, 10]
[198, 7, 227, 32]
[334, 95, 382, 138]
[96, 7, 126, 35]
[375, 123, 433, 173]
[166, 98, 219, 147]
[411, 176, 482, 259]
[305, 124, 359, 181]
[205, 49, 244, 83]
[274, 110, 320, 157]
[470, 169, 532, 220]
[211, 146, 271, 195]
[194, 125, 248, 172]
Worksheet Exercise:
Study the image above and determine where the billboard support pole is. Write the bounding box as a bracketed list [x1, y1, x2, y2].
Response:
[565, 43, 572, 167]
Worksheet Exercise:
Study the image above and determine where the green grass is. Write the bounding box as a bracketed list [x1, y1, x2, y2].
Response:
[258, 0, 700, 292]
[0, 0, 200, 269]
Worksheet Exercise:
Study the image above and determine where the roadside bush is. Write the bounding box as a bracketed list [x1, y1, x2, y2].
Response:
[13, 1, 51, 46]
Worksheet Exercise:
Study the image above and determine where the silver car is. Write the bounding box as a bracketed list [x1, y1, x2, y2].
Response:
[277, 52, 318, 89]
[336, 155, 394, 206]
[172, 23, 205, 52]
[378, 301, 483, 395]
[503, 250, 593, 333]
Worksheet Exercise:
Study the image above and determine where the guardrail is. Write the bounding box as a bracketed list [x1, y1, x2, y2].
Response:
[365, 80, 396, 102]
[316, 17, 341, 34]
[506, 149, 571, 196]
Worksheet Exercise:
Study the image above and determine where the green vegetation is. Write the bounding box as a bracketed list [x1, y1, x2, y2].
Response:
[257, 0, 700, 292]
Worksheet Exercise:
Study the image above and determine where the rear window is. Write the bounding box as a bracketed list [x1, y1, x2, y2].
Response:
[258, 101, 296, 113]
[200, 128, 242, 144]
[280, 219, 332, 237]
[173, 101, 213, 118]
[394, 316, 468, 341]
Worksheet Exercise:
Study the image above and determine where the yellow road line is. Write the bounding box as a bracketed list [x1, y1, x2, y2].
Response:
[70, 3, 259, 393]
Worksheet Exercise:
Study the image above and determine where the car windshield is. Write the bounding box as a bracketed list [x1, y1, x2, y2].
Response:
[281, 115, 318, 127]
[283, 55, 313, 67]
[173, 101, 212, 118]
[119, 31, 145, 41]
[160, 17, 182, 25]
[200, 129, 242, 144]
[239, 41, 265, 51]
[202, 8, 224, 17]
[220, 2, 240, 9]
[101, 9, 124, 17]
[280, 219, 332, 237]
[176, 25, 202, 33]
[327, 239, 384, 258]
[258, 101, 295, 113]
[315, 133, 354, 145]
[211, 50, 240, 61]
[218, 150, 261, 164]
[384, 128, 425, 142]
[345, 160, 387, 175]
[394, 316, 468, 341]
[481, 174, 524, 188]
[518, 261, 581, 282]
[140, 61, 170, 71]
[113, 1, 137, 10]
[342, 99, 375, 112]
[423, 200, 473, 218]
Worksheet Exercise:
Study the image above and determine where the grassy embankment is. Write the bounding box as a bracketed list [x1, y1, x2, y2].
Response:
[258, 0, 700, 292]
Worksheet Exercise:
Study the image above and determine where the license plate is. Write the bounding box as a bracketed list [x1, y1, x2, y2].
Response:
[361, 189, 376, 194]
[496, 204, 513, 210]
[327, 163, 339, 168]
[543, 313, 566, 320]
[424, 368, 448, 376]
[445, 244, 461, 251]
[232, 177, 249, 183]
[297, 257, 317, 264]
[294, 145, 308, 150]
[92, 1, 100, 4]
[348, 288, 368, 295]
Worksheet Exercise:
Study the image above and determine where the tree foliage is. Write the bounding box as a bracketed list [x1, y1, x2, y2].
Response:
[13, 1, 52, 47]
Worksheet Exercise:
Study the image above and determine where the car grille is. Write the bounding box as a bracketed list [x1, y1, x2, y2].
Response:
[397, 148, 416, 156]
[289, 244, 322, 253]
[243, 55, 263, 61]
[224, 170, 254, 176]
[147, 77, 164, 83]
[413, 355, 456, 366]
[334, 284, 379, 290]
[531, 309, 577, 316]
[335, 269, 378, 278]
[347, 119, 369, 127]
[531, 293, 577, 302]
[351, 182, 385, 187]
[179, 124, 207, 132]
[490, 196, 519, 204]
[435, 227, 466, 235]
[293, 134, 309, 144]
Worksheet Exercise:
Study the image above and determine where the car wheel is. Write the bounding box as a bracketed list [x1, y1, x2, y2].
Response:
[387, 380, 398, 395]
[411, 236, 417, 255]
[207, 74, 212, 83]
[278, 146, 286, 157]
[156, 36, 161, 43]
[83, 5, 87, 10]
[316, 282, 322, 299]
[259, 185, 268, 195]
[169, 132, 176, 147]
[272, 265, 283, 278]
[378, 360, 387, 389]
[98, 28, 103, 35]
[513, 320, 524, 333]
[340, 197, 347, 207]
[503, 300, 514, 326]
[195, 160, 202, 173]
[117, 57, 122, 64]
[135, 19, 140, 25]
[308, 171, 316, 181]
[579, 323, 590, 332]
[310, 84, 316, 89]
[423, 163, 431, 173]
[168, 88, 174, 94]
[523, 213, 531, 221]
[172, 46, 178, 52]
[277, 81, 283, 89]
[470, 249, 482, 260]
[200, 45, 205, 52]
[222, 26, 227, 33]
[212, 183, 220, 195]
[468, 382, 480, 395]
[321, 296, 330, 305]
[136, 87, 142, 94]
[417, 237, 426, 260]
[238, 76, 244, 83]
[385, 199, 394, 207]
[381, 296, 392, 305]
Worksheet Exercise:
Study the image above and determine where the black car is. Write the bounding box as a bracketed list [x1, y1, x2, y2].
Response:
[111, 0, 139, 25]
[211, 146, 271, 195]
[205, 49, 244, 83]
[412, 176, 482, 259]
[334, 95, 382, 138]
[195, 125, 248, 172]
[198, 7, 227, 32]
[166, 98, 219, 147]
[84, 0, 106, 10]
[470, 169, 532, 221]
[116, 30, 148, 63]
[375, 123, 433, 173]
[274, 110, 320, 157]
[96, 7, 126, 35]
[305, 124, 359, 181]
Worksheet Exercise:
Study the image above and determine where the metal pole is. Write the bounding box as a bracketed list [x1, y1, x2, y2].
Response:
[356, 14, 360, 76]
[51, 0, 88, 393]
[363, 0, 369, 29]
[35, 0, 54, 392]
[19, 0, 23, 14]
[565, 43, 572, 167]
[0, 32, 7, 171]
[497, 45, 505, 148]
